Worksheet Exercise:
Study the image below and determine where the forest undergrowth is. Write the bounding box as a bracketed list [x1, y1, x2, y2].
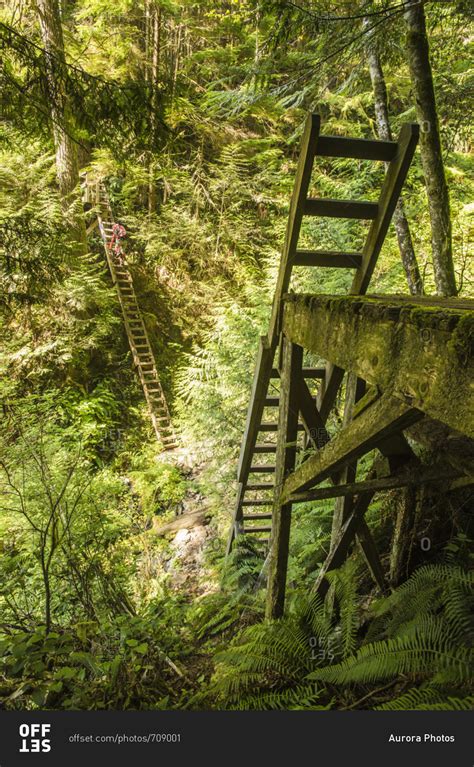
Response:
[1, 0, 473, 710]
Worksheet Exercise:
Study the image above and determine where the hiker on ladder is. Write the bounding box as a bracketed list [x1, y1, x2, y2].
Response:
[109, 223, 127, 265]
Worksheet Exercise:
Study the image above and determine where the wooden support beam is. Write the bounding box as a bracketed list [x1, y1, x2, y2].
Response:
[266, 337, 303, 620]
[317, 362, 345, 424]
[297, 374, 330, 450]
[356, 519, 388, 593]
[312, 492, 375, 600]
[288, 465, 462, 502]
[330, 374, 365, 550]
[282, 393, 423, 501]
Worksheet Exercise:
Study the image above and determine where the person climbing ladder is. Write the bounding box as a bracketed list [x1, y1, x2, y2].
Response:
[109, 222, 127, 265]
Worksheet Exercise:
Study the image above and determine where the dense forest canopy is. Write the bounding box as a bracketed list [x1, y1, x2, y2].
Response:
[0, 0, 472, 711]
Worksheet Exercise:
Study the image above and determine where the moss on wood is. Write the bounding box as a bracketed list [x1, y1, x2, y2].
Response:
[283, 293, 474, 436]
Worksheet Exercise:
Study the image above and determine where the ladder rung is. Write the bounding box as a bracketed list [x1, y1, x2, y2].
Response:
[259, 423, 305, 431]
[246, 483, 274, 490]
[294, 251, 362, 268]
[271, 368, 324, 379]
[304, 198, 378, 219]
[241, 499, 273, 506]
[243, 526, 272, 534]
[243, 513, 273, 520]
[253, 444, 277, 453]
[249, 466, 276, 473]
[317, 135, 398, 162]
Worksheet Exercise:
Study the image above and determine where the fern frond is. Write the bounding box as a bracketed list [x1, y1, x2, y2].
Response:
[309, 616, 472, 686]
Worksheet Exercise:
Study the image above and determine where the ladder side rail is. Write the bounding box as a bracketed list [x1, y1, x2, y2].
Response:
[317, 123, 420, 422]
[236, 114, 321, 486]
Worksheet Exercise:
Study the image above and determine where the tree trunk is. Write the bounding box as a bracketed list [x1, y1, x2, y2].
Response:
[364, 18, 423, 296]
[148, 4, 162, 215]
[36, 0, 87, 255]
[404, 2, 456, 296]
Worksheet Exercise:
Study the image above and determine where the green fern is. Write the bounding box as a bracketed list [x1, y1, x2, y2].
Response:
[309, 615, 472, 686]
[376, 687, 474, 711]
[207, 563, 473, 710]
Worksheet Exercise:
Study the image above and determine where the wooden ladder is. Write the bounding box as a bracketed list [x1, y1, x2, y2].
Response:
[227, 114, 419, 554]
[82, 177, 177, 450]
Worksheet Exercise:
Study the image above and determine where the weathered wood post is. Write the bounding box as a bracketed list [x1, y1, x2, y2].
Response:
[330, 373, 365, 549]
[265, 334, 302, 620]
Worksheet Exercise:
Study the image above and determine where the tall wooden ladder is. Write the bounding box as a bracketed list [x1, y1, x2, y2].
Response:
[227, 114, 419, 554]
[82, 176, 177, 450]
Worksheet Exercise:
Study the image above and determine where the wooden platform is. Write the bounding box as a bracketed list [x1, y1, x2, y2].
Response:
[282, 293, 474, 437]
[264, 293, 473, 618]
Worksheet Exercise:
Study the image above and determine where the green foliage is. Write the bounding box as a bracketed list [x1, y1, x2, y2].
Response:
[0, 610, 185, 709]
[206, 563, 473, 710]
[128, 445, 188, 515]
